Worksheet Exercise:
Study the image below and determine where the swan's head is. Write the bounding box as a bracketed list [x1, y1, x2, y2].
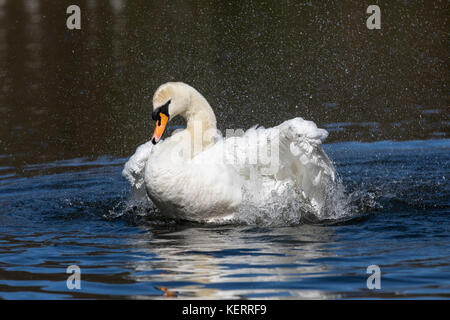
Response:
[151, 82, 191, 144]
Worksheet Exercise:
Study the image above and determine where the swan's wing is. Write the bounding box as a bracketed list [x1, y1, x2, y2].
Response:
[274, 118, 339, 215]
[199, 117, 334, 178]
[198, 117, 339, 217]
[122, 141, 154, 198]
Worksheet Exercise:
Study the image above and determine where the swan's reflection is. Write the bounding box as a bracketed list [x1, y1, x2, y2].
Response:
[128, 224, 342, 299]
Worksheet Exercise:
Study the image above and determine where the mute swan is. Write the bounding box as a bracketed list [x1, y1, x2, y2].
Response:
[123, 82, 341, 223]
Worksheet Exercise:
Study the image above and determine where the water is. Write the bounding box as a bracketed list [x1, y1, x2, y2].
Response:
[0, 1, 449, 299]
[0, 139, 448, 299]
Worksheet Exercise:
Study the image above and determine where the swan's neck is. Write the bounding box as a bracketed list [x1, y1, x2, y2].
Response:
[181, 89, 217, 157]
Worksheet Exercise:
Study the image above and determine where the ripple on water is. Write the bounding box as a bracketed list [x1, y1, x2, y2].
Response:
[0, 139, 449, 298]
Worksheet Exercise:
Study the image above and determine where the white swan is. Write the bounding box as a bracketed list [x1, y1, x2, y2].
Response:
[123, 82, 342, 223]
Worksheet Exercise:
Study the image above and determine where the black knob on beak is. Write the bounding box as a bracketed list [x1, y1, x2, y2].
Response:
[152, 100, 171, 123]
[152, 109, 160, 122]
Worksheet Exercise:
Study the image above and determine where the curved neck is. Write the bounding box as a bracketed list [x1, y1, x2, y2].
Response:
[181, 89, 217, 157]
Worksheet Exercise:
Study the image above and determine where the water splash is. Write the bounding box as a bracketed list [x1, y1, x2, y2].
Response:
[120, 162, 368, 228]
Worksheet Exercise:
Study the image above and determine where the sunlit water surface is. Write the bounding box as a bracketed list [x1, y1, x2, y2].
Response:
[0, 139, 448, 299]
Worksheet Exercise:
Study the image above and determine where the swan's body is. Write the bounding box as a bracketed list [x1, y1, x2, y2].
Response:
[123, 82, 341, 223]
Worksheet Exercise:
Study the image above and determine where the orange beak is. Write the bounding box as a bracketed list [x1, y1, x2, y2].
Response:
[151, 113, 168, 144]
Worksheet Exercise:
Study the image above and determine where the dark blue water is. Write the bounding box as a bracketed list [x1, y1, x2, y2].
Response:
[0, 139, 449, 299]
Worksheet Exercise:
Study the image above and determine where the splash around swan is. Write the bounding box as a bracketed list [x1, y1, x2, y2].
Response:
[122, 82, 350, 224]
